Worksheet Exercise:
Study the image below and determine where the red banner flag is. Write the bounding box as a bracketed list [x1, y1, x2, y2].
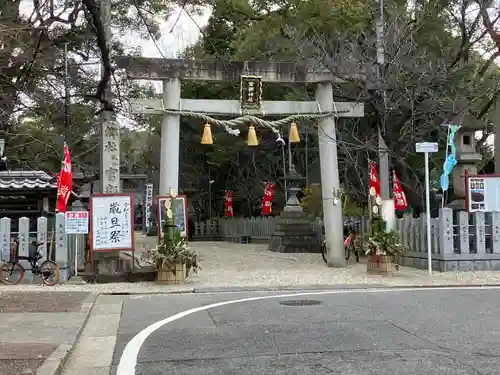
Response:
[56, 143, 72, 213]
[393, 171, 408, 211]
[224, 190, 233, 217]
[262, 183, 275, 215]
[369, 161, 381, 200]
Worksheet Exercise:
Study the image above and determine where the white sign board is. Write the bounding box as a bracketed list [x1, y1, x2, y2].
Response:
[467, 176, 500, 212]
[65, 211, 89, 234]
[90, 195, 134, 251]
[416, 142, 438, 153]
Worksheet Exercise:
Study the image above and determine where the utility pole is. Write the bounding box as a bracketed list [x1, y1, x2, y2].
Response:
[63, 43, 70, 144]
[494, 98, 500, 174]
[208, 163, 212, 219]
[99, 0, 120, 194]
[280, 140, 288, 202]
[375, 0, 395, 230]
[305, 126, 309, 186]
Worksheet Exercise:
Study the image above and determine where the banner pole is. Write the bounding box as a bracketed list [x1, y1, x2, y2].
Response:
[368, 160, 373, 235]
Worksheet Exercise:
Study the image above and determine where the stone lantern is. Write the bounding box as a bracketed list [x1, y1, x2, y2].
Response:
[448, 101, 483, 210]
[269, 165, 319, 253]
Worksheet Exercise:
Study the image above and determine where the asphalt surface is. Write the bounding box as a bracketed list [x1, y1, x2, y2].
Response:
[110, 289, 500, 374]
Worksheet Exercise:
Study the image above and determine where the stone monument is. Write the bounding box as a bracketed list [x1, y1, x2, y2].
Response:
[269, 165, 320, 253]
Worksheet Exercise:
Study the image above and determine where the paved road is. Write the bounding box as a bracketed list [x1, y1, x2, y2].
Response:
[66, 288, 500, 374]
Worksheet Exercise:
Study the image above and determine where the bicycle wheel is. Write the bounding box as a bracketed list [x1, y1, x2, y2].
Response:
[353, 244, 360, 263]
[0, 261, 25, 285]
[39, 260, 60, 286]
[322, 242, 327, 263]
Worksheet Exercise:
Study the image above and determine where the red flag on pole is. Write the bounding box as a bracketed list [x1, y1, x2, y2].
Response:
[56, 143, 72, 213]
[369, 161, 381, 200]
[224, 190, 233, 217]
[393, 171, 408, 211]
[262, 183, 275, 215]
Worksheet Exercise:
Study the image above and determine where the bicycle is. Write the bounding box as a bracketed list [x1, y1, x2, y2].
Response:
[0, 238, 60, 286]
[322, 221, 360, 264]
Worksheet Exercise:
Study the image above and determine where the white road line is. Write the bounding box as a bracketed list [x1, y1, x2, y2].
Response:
[116, 285, 500, 375]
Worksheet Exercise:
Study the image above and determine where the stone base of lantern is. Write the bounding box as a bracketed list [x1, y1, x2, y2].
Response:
[268, 211, 320, 253]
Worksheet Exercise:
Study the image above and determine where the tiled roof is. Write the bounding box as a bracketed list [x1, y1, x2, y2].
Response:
[0, 171, 57, 190]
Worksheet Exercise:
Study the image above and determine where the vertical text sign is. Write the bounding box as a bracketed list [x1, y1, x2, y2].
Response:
[101, 120, 121, 193]
[91, 195, 133, 251]
[144, 184, 153, 231]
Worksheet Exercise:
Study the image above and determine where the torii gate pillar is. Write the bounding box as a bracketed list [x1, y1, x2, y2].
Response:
[316, 82, 345, 267]
[160, 78, 181, 195]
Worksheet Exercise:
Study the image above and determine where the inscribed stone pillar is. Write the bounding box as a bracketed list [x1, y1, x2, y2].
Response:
[18, 217, 30, 268]
[316, 82, 345, 267]
[36, 217, 48, 262]
[438, 208, 453, 256]
[55, 213, 68, 281]
[0, 217, 10, 262]
[100, 119, 121, 193]
[160, 78, 181, 195]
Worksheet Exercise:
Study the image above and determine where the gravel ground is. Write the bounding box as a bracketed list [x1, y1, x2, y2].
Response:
[0, 343, 56, 375]
[2, 241, 500, 293]
[0, 291, 90, 312]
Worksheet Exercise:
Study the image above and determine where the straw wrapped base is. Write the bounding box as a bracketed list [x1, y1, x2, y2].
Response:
[157, 263, 186, 284]
[367, 255, 394, 276]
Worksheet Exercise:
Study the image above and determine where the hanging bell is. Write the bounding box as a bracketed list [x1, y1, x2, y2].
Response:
[289, 121, 300, 143]
[201, 123, 213, 145]
[247, 125, 259, 146]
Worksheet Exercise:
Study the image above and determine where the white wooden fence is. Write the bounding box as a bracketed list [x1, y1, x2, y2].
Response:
[0, 214, 85, 283]
[195, 210, 500, 272]
[194, 216, 369, 241]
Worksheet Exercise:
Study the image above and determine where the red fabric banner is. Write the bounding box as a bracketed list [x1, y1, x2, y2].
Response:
[369, 161, 381, 199]
[262, 183, 275, 215]
[393, 171, 409, 211]
[56, 144, 72, 213]
[224, 190, 233, 217]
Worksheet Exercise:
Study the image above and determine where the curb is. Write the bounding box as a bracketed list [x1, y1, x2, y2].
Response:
[35, 292, 99, 375]
[99, 283, 500, 295]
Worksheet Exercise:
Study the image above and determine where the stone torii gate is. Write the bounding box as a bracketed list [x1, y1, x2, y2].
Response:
[115, 57, 365, 267]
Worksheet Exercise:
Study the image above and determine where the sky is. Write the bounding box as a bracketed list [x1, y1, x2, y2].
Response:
[119, 7, 211, 95]
[129, 7, 211, 58]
